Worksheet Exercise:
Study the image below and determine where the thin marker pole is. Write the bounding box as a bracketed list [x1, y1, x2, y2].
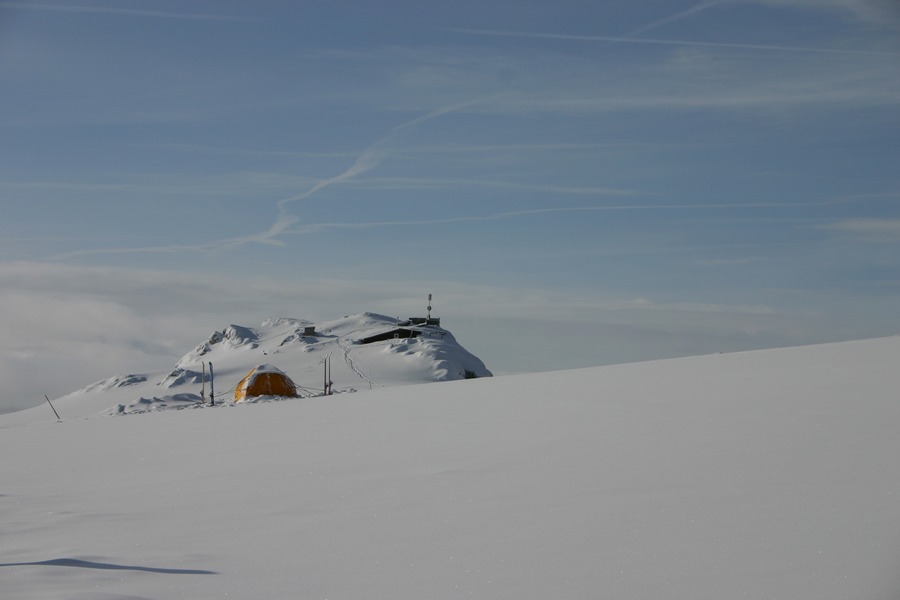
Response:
[209, 362, 215, 406]
[44, 395, 61, 421]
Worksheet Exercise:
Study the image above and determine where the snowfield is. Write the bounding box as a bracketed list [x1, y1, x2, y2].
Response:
[1, 335, 899, 599]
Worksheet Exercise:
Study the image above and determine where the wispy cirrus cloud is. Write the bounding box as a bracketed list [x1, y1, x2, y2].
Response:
[0, 2, 257, 21]
[0, 175, 312, 196]
[735, 0, 900, 30]
[142, 143, 358, 160]
[347, 176, 636, 196]
[280, 201, 834, 235]
[818, 218, 900, 242]
[316, 42, 898, 121]
[48, 200, 805, 260]
[52, 214, 300, 260]
[451, 27, 899, 57]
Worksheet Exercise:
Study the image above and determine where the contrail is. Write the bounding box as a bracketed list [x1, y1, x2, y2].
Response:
[53, 214, 299, 260]
[54, 98, 496, 259]
[621, 1, 721, 38]
[451, 27, 900, 57]
[275, 145, 384, 210]
[276, 95, 499, 213]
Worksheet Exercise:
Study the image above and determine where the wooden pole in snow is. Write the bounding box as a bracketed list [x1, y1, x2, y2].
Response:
[44, 395, 61, 421]
[201, 362, 206, 400]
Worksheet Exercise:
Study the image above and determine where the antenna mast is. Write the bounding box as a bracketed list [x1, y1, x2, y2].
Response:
[427, 293, 432, 320]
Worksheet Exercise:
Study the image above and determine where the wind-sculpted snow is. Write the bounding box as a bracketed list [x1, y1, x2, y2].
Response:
[77, 373, 147, 394]
[160, 368, 204, 388]
[114, 393, 205, 414]
[1, 336, 898, 599]
[222, 324, 259, 347]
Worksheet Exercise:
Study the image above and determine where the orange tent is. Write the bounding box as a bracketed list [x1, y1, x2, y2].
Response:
[234, 364, 299, 402]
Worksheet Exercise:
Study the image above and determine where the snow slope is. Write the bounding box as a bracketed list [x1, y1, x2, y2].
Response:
[2, 313, 492, 424]
[1, 337, 899, 599]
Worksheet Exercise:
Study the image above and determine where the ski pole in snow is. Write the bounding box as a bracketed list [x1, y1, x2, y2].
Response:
[322, 353, 333, 396]
[208, 361, 215, 406]
[44, 394, 61, 421]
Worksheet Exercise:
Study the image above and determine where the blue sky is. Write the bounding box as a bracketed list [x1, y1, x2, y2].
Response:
[1, 0, 898, 412]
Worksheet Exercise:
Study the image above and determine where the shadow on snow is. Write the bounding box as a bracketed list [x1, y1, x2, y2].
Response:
[0, 558, 217, 575]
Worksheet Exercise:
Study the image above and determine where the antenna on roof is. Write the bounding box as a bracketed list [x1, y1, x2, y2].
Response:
[409, 293, 440, 327]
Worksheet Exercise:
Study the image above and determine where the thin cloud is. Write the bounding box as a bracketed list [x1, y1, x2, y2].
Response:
[0, 2, 257, 21]
[52, 197, 849, 259]
[283, 202, 825, 235]
[53, 242, 228, 260]
[52, 214, 300, 260]
[735, 0, 900, 31]
[395, 142, 693, 153]
[696, 257, 765, 266]
[831, 192, 900, 202]
[451, 28, 899, 57]
[302, 42, 898, 119]
[349, 176, 636, 196]
[818, 218, 900, 242]
[620, 1, 722, 38]
[143, 143, 358, 160]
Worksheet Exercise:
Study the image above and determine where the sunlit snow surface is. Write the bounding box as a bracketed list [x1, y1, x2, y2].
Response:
[2, 336, 899, 599]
